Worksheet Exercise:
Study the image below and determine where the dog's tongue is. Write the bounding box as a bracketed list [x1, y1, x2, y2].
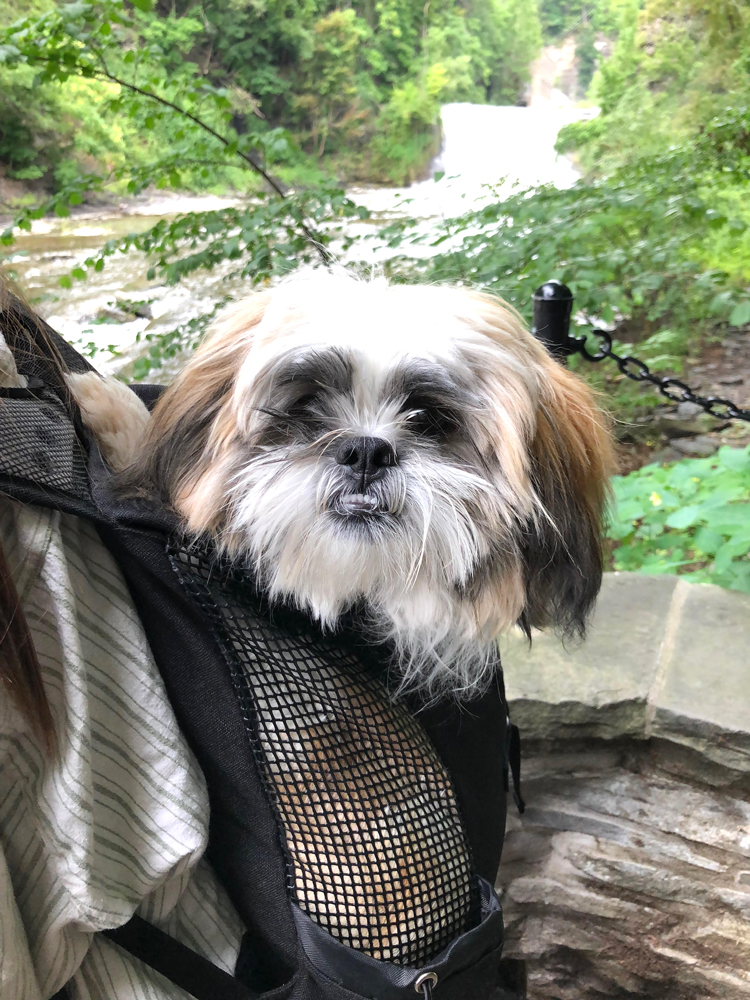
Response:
[340, 493, 379, 513]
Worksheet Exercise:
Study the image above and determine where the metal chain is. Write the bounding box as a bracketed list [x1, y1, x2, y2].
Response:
[569, 329, 750, 423]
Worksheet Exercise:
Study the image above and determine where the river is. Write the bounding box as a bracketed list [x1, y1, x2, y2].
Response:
[3, 103, 586, 374]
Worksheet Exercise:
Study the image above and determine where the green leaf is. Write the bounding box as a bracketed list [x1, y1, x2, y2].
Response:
[72, 267, 86, 280]
[10, 166, 44, 180]
[714, 539, 750, 573]
[0, 44, 22, 63]
[729, 301, 750, 327]
[59, 275, 72, 289]
[718, 446, 750, 473]
[705, 505, 750, 533]
[665, 505, 703, 530]
[692, 527, 724, 555]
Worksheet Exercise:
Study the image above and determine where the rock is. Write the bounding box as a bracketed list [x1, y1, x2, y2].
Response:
[653, 413, 726, 440]
[95, 306, 133, 324]
[676, 401, 704, 419]
[653, 417, 705, 439]
[497, 744, 750, 999]
[500, 573, 678, 741]
[649, 446, 684, 465]
[653, 582, 750, 774]
[499, 574, 750, 998]
[670, 435, 719, 456]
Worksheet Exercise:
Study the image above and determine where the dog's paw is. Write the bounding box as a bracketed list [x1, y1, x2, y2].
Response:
[67, 372, 151, 471]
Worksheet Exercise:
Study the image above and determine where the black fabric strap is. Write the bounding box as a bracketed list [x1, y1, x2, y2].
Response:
[102, 916, 258, 1000]
[508, 724, 525, 814]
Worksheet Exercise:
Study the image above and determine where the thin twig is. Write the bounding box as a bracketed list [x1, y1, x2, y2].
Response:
[25, 48, 334, 263]
[94, 54, 286, 195]
[95, 64, 333, 264]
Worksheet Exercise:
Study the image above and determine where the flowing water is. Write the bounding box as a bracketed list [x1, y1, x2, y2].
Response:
[3, 103, 586, 374]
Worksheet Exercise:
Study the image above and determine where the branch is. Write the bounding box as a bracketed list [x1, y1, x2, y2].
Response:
[20, 47, 333, 264]
[94, 56, 287, 196]
[95, 63, 333, 264]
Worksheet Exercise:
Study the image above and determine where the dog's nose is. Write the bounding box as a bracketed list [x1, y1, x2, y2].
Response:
[335, 436, 398, 485]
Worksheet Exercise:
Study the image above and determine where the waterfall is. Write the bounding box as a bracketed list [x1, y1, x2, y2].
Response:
[432, 102, 582, 191]
[348, 102, 586, 223]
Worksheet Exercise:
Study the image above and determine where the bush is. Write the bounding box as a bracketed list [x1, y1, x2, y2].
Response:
[608, 445, 750, 593]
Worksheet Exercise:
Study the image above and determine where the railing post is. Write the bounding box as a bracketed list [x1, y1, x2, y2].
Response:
[532, 281, 574, 362]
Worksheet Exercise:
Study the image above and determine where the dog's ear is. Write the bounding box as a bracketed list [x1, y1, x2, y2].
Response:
[119, 294, 271, 527]
[521, 359, 615, 639]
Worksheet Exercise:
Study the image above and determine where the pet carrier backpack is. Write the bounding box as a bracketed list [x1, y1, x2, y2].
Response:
[0, 300, 524, 1000]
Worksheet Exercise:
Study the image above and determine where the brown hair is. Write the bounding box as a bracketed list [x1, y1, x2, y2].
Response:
[1, 273, 59, 753]
[0, 537, 56, 753]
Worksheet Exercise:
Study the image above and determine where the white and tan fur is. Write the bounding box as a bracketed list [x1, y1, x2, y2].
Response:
[70, 270, 613, 699]
[69, 369, 151, 469]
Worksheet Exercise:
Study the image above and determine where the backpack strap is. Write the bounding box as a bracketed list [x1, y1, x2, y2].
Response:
[0, 291, 100, 517]
[508, 723, 525, 814]
[102, 918, 258, 1000]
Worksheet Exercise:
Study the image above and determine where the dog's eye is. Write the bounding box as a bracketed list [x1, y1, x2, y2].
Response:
[287, 390, 322, 416]
[293, 392, 319, 408]
[403, 397, 460, 438]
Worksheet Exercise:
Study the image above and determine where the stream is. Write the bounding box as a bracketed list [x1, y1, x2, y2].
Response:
[2, 103, 586, 374]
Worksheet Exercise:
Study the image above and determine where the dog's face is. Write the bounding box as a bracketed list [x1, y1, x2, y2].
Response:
[135, 272, 613, 697]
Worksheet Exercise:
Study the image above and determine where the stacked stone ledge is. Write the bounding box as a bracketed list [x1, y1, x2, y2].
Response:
[498, 572, 750, 999]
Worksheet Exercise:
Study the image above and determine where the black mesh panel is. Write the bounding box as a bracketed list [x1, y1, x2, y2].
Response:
[170, 544, 479, 968]
[0, 392, 90, 498]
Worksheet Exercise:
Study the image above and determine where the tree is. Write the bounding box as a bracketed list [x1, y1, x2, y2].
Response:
[0, 0, 368, 375]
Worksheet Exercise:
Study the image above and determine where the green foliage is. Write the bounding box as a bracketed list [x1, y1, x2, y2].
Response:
[70, 192, 365, 287]
[376, 134, 750, 371]
[0, 0, 544, 188]
[129, 299, 230, 380]
[482, 0, 542, 103]
[608, 446, 750, 593]
[563, 0, 750, 175]
[0, 0, 369, 363]
[575, 24, 598, 95]
[538, 0, 627, 40]
[292, 9, 369, 157]
[0, 0, 301, 201]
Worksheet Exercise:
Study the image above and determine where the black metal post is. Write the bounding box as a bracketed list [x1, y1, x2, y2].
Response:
[531, 281, 574, 362]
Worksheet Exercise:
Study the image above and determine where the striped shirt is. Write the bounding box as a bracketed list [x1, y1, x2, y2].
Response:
[0, 499, 246, 1000]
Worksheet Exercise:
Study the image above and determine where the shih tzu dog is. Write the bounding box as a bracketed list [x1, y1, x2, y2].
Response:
[70, 269, 614, 699]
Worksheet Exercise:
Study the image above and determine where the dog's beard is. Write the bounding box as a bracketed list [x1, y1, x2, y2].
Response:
[217, 435, 529, 700]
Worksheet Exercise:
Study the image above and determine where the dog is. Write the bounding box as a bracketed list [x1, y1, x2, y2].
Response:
[70, 269, 614, 700]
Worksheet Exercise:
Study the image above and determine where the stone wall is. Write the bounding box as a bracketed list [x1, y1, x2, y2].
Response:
[497, 573, 750, 999]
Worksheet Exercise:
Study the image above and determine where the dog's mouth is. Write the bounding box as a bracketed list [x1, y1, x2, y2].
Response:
[335, 492, 382, 516]
[320, 469, 405, 522]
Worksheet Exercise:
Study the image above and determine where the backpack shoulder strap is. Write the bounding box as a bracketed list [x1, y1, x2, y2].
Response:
[102, 917, 258, 1000]
[0, 291, 100, 517]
